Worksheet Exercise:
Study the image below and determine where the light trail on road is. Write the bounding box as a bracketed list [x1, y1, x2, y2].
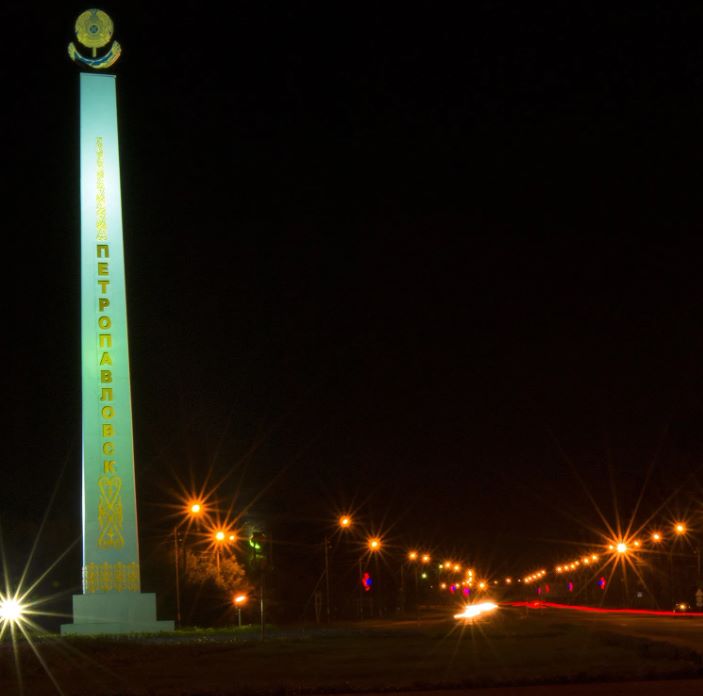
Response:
[505, 600, 703, 617]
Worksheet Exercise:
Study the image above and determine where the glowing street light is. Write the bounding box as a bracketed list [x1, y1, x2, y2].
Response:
[174, 498, 208, 627]
[339, 515, 352, 529]
[214, 530, 226, 542]
[368, 537, 382, 552]
[651, 531, 662, 543]
[408, 550, 418, 561]
[421, 553, 431, 564]
[0, 596, 25, 625]
[675, 522, 687, 536]
[616, 542, 628, 554]
[233, 593, 247, 627]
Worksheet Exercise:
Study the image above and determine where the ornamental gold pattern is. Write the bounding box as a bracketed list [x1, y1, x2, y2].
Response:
[83, 562, 140, 593]
[97, 473, 125, 548]
[96, 137, 107, 241]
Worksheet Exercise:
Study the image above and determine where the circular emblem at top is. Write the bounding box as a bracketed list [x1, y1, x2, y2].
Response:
[75, 9, 114, 49]
[68, 8, 121, 70]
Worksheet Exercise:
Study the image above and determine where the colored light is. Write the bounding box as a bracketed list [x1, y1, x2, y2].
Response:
[408, 550, 418, 561]
[215, 530, 225, 542]
[233, 594, 247, 605]
[190, 503, 202, 515]
[616, 542, 627, 554]
[421, 553, 431, 563]
[339, 516, 351, 528]
[651, 532, 662, 542]
[675, 523, 687, 535]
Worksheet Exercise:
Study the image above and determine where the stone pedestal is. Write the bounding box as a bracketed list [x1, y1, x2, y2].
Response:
[61, 593, 174, 635]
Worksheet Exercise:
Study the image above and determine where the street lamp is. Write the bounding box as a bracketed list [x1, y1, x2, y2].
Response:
[358, 535, 382, 619]
[324, 514, 354, 623]
[213, 529, 229, 572]
[233, 593, 247, 627]
[173, 500, 205, 627]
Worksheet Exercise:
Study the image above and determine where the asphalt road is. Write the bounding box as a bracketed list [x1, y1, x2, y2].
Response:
[527, 606, 703, 653]
[358, 681, 703, 695]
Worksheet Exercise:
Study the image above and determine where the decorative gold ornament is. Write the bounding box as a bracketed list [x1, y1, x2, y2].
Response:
[97, 473, 125, 548]
[75, 9, 114, 49]
[68, 8, 122, 69]
[83, 562, 140, 593]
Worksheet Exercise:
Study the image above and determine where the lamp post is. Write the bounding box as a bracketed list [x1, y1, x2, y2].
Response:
[213, 529, 227, 573]
[671, 522, 690, 604]
[403, 551, 419, 617]
[173, 501, 204, 627]
[324, 515, 353, 622]
[363, 536, 382, 618]
[233, 593, 247, 627]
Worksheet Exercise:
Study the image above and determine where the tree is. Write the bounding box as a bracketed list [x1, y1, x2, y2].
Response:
[184, 550, 249, 594]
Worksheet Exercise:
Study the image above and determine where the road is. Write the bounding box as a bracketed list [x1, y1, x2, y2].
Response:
[516, 604, 703, 653]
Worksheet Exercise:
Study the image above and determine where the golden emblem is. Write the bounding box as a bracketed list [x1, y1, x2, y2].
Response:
[75, 9, 114, 50]
[68, 9, 122, 69]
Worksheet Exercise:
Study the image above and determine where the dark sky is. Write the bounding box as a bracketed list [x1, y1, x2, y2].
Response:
[5, 3, 703, 587]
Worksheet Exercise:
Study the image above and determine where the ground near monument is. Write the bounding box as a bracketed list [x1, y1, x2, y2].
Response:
[1, 608, 703, 696]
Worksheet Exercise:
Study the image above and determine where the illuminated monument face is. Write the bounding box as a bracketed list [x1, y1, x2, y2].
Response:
[61, 9, 173, 635]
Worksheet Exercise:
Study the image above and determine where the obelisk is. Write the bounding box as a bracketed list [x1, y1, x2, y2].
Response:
[61, 9, 173, 635]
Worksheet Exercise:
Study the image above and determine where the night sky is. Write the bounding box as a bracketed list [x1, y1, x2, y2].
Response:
[5, 3, 703, 600]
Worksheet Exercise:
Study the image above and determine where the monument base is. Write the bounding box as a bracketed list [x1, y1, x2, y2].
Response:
[60, 592, 174, 635]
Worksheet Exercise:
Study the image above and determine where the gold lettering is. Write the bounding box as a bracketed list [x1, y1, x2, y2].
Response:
[102, 442, 114, 455]
[99, 352, 112, 366]
[101, 405, 114, 419]
[99, 297, 110, 311]
[98, 280, 110, 293]
[102, 424, 114, 437]
[99, 334, 112, 348]
[98, 262, 109, 276]
[97, 244, 110, 258]
[98, 316, 112, 329]
[100, 388, 113, 401]
[100, 369, 112, 384]
[103, 460, 116, 473]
